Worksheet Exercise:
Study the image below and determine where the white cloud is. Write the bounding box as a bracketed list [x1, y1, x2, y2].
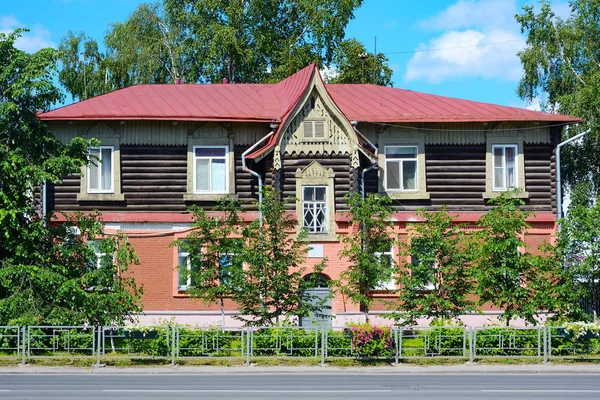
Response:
[0, 15, 55, 53]
[418, 0, 517, 31]
[405, 0, 569, 84]
[320, 66, 339, 83]
[405, 29, 525, 83]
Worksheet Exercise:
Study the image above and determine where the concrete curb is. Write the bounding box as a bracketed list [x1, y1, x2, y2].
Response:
[3, 364, 600, 374]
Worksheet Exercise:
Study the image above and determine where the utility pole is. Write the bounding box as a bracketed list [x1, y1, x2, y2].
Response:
[372, 36, 377, 84]
[358, 53, 369, 83]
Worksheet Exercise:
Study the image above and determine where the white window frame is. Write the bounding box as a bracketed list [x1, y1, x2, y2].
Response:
[177, 248, 192, 291]
[192, 145, 229, 194]
[492, 144, 518, 192]
[384, 145, 419, 192]
[375, 246, 395, 290]
[302, 186, 328, 234]
[87, 146, 114, 194]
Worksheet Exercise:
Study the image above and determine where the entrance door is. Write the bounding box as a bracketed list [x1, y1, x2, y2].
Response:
[300, 274, 332, 327]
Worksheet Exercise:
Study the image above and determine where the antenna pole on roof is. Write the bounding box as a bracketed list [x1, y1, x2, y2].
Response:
[373, 36, 377, 84]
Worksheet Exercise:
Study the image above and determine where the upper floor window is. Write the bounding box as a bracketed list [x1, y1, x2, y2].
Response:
[385, 146, 418, 191]
[492, 144, 518, 191]
[193, 146, 228, 194]
[88, 146, 114, 193]
[303, 186, 328, 233]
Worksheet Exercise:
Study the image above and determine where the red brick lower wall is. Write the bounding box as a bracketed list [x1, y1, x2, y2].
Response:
[120, 218, 556, 319]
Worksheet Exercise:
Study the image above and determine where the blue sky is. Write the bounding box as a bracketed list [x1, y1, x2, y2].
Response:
[1, 0, 571, 109]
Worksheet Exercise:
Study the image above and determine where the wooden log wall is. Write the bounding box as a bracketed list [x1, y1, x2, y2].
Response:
[48, 145, 260, 212]
[280, 154, 355, 211]
[364, 144, 554, 212]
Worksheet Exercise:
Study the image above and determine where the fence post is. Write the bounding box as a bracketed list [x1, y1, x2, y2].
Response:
[398, 327, 403, 361]
[320, 327, 325, 366]
[94, 326, 103, 367]
[394, 327, 399, 365]
[462, 326, 467, 359]
[245, 328, 251, 365]
[543, 326, 548, 363]
[472, 326, 476, 363]
[171, 325, 176, 366]
[21, 327, 26, 365]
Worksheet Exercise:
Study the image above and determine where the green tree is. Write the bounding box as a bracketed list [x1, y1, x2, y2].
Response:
[326, 38, 393, 86]
[58, 0, 364, 99]
[552, 183, 600, 320]
[336, 193, 394, 322]
[471, 191, 557, 325]
[172, 199, 245, 326]
[235, 187, 326, 326]
[396, 207, 474, 325]
[59, 3, 199, 101]
[0, 29, 143, 325]
[517, 1, 600, 195]
[166, 0, 363, 83]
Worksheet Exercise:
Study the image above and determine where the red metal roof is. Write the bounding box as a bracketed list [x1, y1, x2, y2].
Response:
[38, 63, 579, 124]
[326, 84, 579, 123]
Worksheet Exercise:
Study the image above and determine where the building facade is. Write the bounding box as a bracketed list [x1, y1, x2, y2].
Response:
[38, 64, 578, 326]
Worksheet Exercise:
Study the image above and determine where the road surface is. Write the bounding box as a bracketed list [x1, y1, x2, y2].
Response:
[0, 372, 599, 399]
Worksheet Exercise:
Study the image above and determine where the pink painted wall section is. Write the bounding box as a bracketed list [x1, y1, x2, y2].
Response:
[111, 215, 556, 327]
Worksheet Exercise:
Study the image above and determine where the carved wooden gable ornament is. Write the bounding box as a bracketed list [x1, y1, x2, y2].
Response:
[295, 160, 335, 179]
[273, 69, 366, 170]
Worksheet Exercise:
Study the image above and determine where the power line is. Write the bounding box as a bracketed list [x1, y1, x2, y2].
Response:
[385, 39, 523, 55]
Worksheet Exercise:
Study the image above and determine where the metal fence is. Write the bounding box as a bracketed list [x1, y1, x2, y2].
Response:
[0, 326, 20, 359]
[7, 325, 600, 365]
[472, 326, 542, 359]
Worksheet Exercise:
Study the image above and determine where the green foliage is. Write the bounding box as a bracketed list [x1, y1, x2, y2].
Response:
[236, 187, 327, 326]
[396, 207, 474, 324]
[172, 198, 245, 324]
[0, 30, 143, 326]
[326, 38, 393, 86]
[474, 327, 541, 357]
[177, 327, 243, 357]
[471, 191, 558, 325]
[336, 193, 394, 321]
[554, 188, 600, 320]
[517, 1, 600, 194]
[251, 327, 319, 357]
[58, 3, 199, 101]
[58, 0, 364, 100]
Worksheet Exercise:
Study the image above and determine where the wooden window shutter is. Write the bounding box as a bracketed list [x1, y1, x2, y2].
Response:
[314, 121, 325, 138]
[304, 121, 313, 138]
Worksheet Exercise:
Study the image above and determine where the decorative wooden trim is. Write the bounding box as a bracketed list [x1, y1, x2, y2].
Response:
[77, 126, 124, 202]
[378, 128, 429, 199]
[484, 129, 529, 198]
[295, 161, 338, 241]
[186, 123, 235, 198]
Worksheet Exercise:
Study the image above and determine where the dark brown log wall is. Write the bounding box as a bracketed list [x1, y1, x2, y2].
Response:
[280, 154, 355, 211]
[48, 145, 260, 212]
[365, 144, 554, 212]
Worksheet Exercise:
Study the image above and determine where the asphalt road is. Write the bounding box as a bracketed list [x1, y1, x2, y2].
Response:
[0, 373, 599, 399]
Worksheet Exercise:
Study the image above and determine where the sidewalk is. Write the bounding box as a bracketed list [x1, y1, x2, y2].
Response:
[3, 363, 600, 374]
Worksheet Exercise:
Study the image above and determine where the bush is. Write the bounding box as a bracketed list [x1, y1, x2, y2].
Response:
[474, 327, 540, 357]
[177, 327, 243, 357]
[348, 324, 393, 358]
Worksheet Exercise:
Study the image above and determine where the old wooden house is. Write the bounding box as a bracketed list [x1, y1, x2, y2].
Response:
[38, 64, 578, 326]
